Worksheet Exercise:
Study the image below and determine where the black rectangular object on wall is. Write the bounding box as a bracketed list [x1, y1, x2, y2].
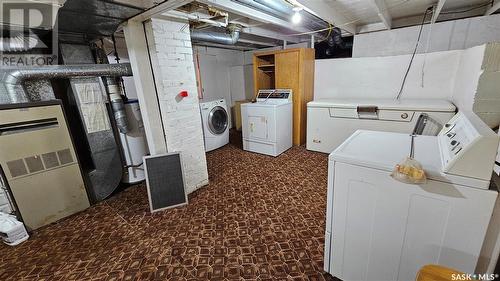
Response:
[144, 153, 188, 212]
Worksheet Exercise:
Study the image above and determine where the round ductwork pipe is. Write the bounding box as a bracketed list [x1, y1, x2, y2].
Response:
[190, 24, 242, 45]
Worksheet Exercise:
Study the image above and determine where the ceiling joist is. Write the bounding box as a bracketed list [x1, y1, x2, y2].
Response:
[485, 1, 500, 16]
[128, 0, 193, 22]
[294, 0, 357, 35]
[371, 0, 392, 29]
[240, 25, 301, 43]
[197, 0, 310, 36]
[431, 0, 447, 24]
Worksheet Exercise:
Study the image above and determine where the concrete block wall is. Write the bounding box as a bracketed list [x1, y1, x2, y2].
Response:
[314, 49, 461, 100]
[145, 18, 208, 194]
[353, 14, 500, 57]
[452, 43, 500, 128]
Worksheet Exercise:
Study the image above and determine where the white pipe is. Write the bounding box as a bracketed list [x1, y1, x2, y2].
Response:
[162, 10, 228, 28]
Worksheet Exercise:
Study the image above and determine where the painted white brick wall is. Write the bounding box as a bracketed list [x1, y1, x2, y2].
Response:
[145, 18, 208, 194]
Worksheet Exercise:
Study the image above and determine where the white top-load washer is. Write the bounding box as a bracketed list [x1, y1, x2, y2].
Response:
[307, 98, 456, 153]
[241, 89, 292, 157]
[200, 99, 229, 152]
[324, 111, 500, 281]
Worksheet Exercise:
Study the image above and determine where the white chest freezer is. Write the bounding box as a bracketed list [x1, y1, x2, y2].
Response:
[307, 98, 456, 153]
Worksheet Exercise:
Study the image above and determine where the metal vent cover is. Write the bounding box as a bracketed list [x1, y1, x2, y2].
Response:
[144, 152, 188, 212]
[6, 159, 28, 178]
[25, 156, 44, 173]
[57, 149, 73, 165]
[42, 152, 60, 169]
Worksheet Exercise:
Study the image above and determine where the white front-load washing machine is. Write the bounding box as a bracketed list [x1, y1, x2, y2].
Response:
[200, 99, 229, 152]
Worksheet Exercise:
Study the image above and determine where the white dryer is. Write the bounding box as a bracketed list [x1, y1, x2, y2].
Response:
[200, 99, 229, 152]
[324, 111, 500, 281]
[241, 89, 292, 157]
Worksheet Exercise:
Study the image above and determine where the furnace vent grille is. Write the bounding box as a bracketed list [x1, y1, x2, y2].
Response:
[6, 148, 74, 178]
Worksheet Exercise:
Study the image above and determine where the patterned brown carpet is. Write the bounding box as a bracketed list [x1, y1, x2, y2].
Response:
[0, 144, 334, 280]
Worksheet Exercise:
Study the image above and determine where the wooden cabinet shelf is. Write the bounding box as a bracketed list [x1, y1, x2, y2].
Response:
[258, 64, 275, 68]
[253, 48, 315, 146]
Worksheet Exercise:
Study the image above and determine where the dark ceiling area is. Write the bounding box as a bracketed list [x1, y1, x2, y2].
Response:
[57, 0, 144, 39]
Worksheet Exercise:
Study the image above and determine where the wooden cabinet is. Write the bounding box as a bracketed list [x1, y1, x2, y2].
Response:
[253, 48, 315, 145]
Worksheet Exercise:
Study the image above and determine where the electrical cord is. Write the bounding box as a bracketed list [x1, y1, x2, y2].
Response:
[125, 162, 144, 168]
[319, 23, 333, 43]
[395, 6, 433, 100]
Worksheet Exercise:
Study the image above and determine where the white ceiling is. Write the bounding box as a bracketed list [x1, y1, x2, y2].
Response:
[299, 0, 495, 33]
[117, 0, 499, 49]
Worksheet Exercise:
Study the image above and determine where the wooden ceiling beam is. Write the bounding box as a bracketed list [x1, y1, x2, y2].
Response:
[371, 0, 392, 29]
[485, 1, 500, 16]
[431, 0, 448, 24]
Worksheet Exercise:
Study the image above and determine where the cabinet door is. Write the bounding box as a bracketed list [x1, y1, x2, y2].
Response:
[275, 51, 300, 144]
[275, 51, 300, 91]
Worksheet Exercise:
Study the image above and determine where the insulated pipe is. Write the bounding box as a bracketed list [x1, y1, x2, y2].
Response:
[103, 76, 129, 133]
[94, 45, 130, 134]
[190, 25, 241, 45]
[234, 0, 329, 37]
[235, 0, 290, 19]
[253, 0, 292, 15]
[3, 63, 133, 103]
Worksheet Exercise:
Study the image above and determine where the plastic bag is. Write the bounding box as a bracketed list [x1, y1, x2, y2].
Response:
[391, 157, 427, 184]
[0, 212, 29, 246]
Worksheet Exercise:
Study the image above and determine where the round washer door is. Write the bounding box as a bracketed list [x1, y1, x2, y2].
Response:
[208, 106, 228, 135]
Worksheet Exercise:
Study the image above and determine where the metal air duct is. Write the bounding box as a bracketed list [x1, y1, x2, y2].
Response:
[2, 63, 132, 103]
[234, 0, 330, 37]
[190, 24, 242, 45]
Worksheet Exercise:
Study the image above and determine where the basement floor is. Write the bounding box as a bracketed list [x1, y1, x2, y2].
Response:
[0, 143, 335, 281]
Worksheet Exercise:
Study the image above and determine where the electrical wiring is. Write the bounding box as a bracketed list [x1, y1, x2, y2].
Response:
[421, 9, 434, 88]
[319, 23, 333, 43]
[395, 6, 433, 101]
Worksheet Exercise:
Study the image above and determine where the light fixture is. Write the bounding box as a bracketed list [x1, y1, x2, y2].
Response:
[292, 7, 302, 24]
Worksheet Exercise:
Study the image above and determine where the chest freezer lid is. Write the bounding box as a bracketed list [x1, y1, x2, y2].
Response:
[308, 98, 456, 112]
[330, 130, 489, 188]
